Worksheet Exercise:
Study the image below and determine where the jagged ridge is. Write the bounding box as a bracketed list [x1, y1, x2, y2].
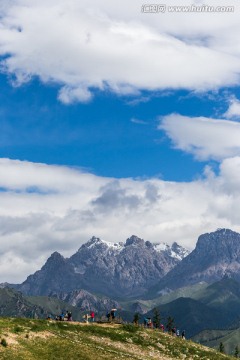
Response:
[16, 235, 189, 298]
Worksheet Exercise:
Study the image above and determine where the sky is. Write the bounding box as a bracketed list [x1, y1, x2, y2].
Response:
[1, 0, 240, 282]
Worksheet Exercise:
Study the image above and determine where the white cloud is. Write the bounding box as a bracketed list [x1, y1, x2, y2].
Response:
[58, 85, 93, 104]
[224, 97, 240, 118]
[130, 117, 148, 125]
[159, 113, 240, 160]
[0, 157, 240, 283]
[0, 0, 240, 102]
[1, 0, 240, 283]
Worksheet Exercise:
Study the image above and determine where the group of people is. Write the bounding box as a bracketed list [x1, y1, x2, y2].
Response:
[82, 308, 118, 323]
[106, 309, 117, 321]
[47, 309, 186, 339]
[82, 311, 95, 323]
[54, 310, 72, 321]
[172, 328, 186, 339]
[143, 317, 186, 339]
[144, 317, 153, 328]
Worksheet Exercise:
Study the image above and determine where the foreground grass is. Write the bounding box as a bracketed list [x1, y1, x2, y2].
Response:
[0, 318, 234, 360]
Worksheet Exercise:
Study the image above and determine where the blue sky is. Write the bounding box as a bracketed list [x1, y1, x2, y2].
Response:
[1, 0, 240, 282]
[0, 72, 230, 180]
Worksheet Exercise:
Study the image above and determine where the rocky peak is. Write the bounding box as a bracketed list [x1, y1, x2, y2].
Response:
[80, 236, 103, 249]
[171, 242, 190, 260]
[193, 228, 240, 266]
[145, 240, 153, 249]
[42, 251, 66, 270]
[154, 242, 190, 261]
[154, 228, 240, 293]
[197, 228, 238, 243]
[49, 251, 64, 260]
[196, 228, 240, 258]
[125, 235, 145, 247]
[43, 252, 66, 269]
[77, 236, 124, 254]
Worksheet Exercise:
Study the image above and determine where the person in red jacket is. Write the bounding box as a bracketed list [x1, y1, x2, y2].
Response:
[90, 311, 95, 322]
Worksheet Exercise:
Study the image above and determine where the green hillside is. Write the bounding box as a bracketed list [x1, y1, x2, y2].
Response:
[146, 297, 224, 337]
[192, 328, 240, 356]
[0, 287, 85, 321]
[0, 317, 234, 360]
[192, 277, 240, 318]
[122, 282, 208, 312]
[0, 287, 42, 318]
[137, 278, 240, 339]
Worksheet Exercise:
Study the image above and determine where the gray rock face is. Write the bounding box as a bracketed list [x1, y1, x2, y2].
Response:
[50, 289, 119, 313]
[130, 302, 149, 314]
[17, 235, 188, 298]
[18, 251, 77, 296]
[155, 228, 240, 293]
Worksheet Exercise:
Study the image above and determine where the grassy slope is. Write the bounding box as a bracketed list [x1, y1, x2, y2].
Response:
[0, 318, 234, 360]
[191, 278, 240, 318]
[193, 328, 240, 356]
[120, 283, 209, 313]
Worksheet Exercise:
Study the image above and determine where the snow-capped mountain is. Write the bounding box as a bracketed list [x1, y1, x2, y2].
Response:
[16, 235, 189, 298]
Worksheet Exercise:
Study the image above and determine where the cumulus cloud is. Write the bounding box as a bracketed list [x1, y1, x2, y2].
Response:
[0, 0, 240, 103]
[58, 86, 93, 104]
[0, 158, 240, 283]
[1, 0, 240, 283]
[92, 181, 142, 211]
[159, 113, 240, 160]
[224, 97, 240, 119]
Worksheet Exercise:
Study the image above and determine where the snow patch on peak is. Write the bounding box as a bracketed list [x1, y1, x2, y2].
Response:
[101, 239, 124, 251]
[171, 242, 190, 260]
[81, 236, 124, 252]
[154, 242, 190, 261]
[170, 249, 185, 261]
[154, 243, 170, 252]
[85, 236, 102, 248]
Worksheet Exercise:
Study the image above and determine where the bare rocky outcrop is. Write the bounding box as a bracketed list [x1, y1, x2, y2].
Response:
[50, 289, 119, 313]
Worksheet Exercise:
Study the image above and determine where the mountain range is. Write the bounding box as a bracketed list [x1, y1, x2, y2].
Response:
[15, 228, 240, 301]
[3, 228, 240, 353]
[9, 228, 240, 304]
[15, 235, 189, 298]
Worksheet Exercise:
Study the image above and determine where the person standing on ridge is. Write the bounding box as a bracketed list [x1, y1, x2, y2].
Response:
[90, 311, 95, 322]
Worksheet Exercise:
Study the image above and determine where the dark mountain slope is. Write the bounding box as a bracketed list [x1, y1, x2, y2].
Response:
[150, 229, 240, 296]
[148, 296, 227, 337]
